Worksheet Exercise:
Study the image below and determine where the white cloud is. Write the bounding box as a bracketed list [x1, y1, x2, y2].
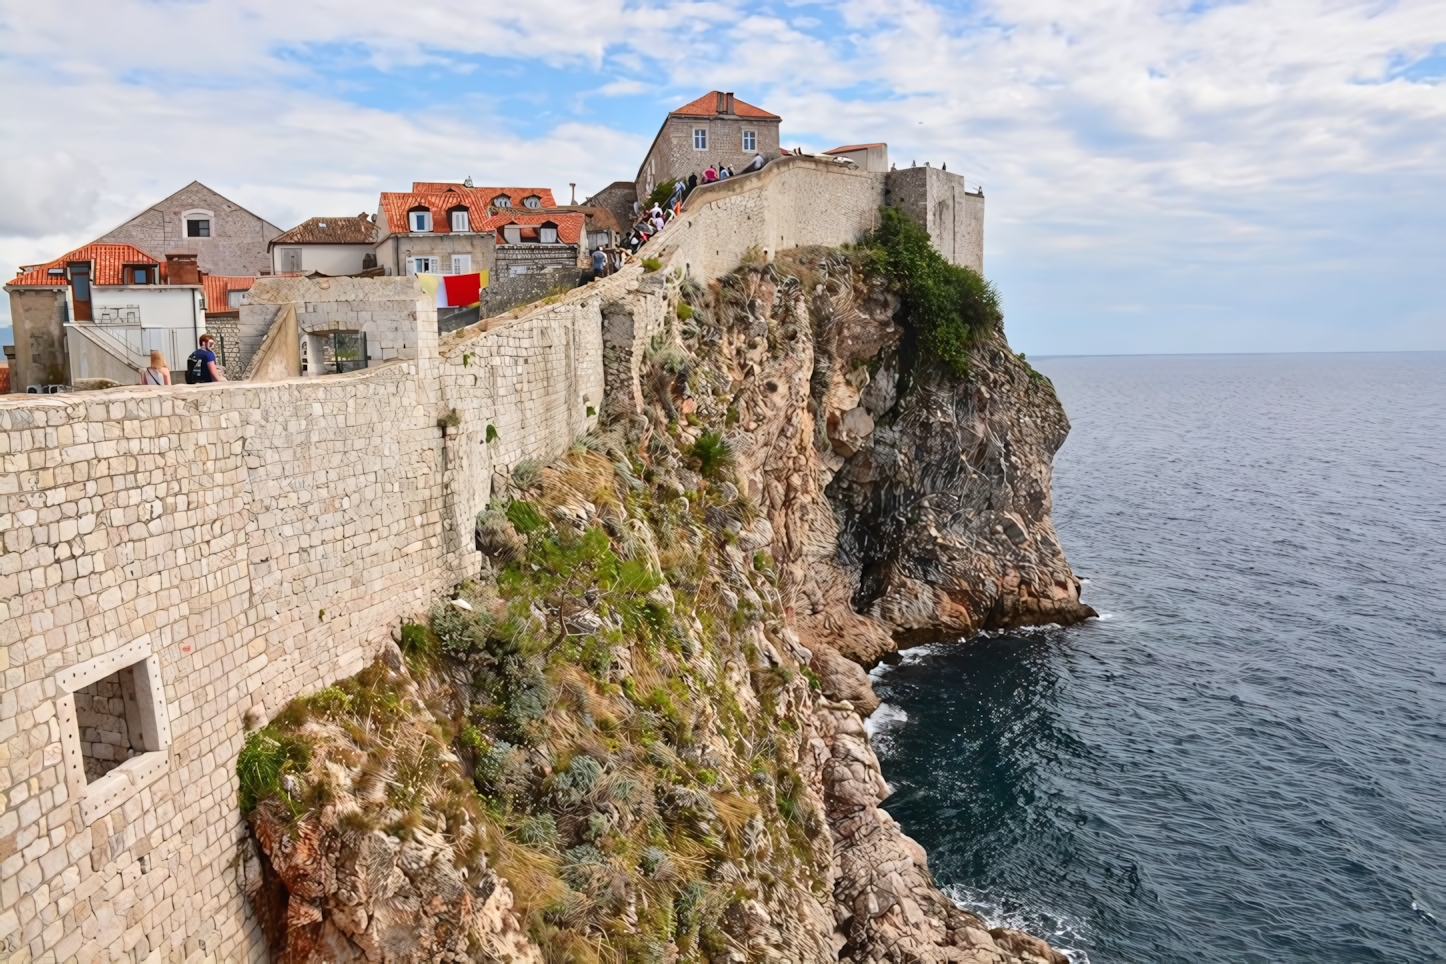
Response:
[1, 0, 1442, 350]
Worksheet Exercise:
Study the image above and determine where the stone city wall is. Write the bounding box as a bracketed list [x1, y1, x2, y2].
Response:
[0, 266, 642, 961]
[0, 154, 980, 962]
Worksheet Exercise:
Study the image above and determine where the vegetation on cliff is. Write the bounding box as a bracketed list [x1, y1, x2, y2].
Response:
[239, 436, 832, 961]
[861, 206, 1002, 380]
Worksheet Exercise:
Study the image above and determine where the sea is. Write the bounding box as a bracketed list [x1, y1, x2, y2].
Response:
[867, 352, 1446, 964]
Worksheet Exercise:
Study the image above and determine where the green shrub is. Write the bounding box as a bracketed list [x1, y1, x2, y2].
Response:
[676, 301, 694, 321]
[864, 206, 1002, 379]
[688, 430, 734, 479]
[647, 179, 679, 209]
[506, 500, 548, 534]
[641, 257, 662, 272]
[237, 729, 311, 814]
[511, 459, 542, 489]
[485, 423, 500, 444]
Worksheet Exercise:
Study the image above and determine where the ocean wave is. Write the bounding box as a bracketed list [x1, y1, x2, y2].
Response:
[942, 884, 1093, 964]
[863, 702, 909, 757]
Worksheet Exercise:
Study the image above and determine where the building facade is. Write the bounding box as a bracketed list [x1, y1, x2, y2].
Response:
[5, 243, 205, 390]
[269, 215, 381, 276]
[635, 92, 782, 202]
[95, 181, 283, 277]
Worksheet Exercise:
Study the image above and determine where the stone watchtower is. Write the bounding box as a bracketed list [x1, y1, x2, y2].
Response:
[635, 92, 782, 203]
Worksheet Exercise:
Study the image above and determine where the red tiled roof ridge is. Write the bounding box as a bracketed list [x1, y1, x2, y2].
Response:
[670, 91, 780, 120]
[825, 143, 886, 153]
[8, 242, 159, 287]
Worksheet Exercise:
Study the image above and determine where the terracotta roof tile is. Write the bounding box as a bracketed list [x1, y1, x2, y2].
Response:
[379, 187, 559, 236]
[273, 216, 380, 246]
[202, 275, 257, 313]
[485, 211, 585, 245]
[8, 243, 158, 287]
[825, 143, 887, 154]
[670, 91, 780, 120]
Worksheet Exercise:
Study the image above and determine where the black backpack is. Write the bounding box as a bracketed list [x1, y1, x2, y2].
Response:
[185, 351, 207, 385]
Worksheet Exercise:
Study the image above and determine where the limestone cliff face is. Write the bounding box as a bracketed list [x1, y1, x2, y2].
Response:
[241, 249, 1082, 964]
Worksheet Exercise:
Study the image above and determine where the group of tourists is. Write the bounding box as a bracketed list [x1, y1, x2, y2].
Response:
[623, 153, 772, 254]
[136, 334, 227, 387]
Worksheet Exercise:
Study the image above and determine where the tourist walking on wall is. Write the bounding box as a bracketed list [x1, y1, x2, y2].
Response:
[140, 350, 171, 386]
[743, 153, 765, 174]
[185, 334, 226, 384]
[592, 246, 608, 278]
[687, 172, 698, 194]
[703, 165, 718, 183]
[717, 164, 730, 180]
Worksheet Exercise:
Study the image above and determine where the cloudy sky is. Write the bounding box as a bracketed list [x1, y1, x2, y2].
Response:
[2, 0, 1442, 354]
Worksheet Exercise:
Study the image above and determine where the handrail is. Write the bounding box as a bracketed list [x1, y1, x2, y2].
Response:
[65, 323, 148, 372]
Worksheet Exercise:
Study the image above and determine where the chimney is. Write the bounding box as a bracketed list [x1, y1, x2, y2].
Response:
[165, 253, 200, 285]
[716, 91, 726, 113]
[725, 92, 735, 114]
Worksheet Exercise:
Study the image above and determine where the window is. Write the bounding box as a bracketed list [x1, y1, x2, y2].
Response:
[693, 128, 707, 150]
[539, 225, 558, 244]
[450, 208, 469, 232]
[126, 266, 150, 285]
[409, 209, 432, 232]
[494, 195, 512, 208]
[502, 225, 521, 245]
[55, 639, 173, 824]
[523, 195, 541, 209]
[329, 332, 368, 374]
[279, 248, 302, 273]
[451, 254, 472, 274]
[227, 289, 247, 308]
[186, 219, 210, 238]
[408, 256, 440, 275]
[742, 130, 756, 152]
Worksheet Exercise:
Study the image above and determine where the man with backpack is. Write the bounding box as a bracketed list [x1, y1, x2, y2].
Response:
[185, 333, 226, 384]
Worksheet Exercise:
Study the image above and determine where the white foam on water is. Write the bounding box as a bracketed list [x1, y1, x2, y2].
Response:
[862, 702, 909, 757]
[942, 884, 1093, 964]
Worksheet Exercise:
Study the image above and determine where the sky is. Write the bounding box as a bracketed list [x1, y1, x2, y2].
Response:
[1, 0, 1443, 355]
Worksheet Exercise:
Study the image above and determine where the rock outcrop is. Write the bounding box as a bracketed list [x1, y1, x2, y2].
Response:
[242, 246, 1084, 964]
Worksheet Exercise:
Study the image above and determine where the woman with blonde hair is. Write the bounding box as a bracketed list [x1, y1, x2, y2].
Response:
[140, 350, 171, 386]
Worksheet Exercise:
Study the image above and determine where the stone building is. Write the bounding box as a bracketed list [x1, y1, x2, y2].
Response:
[269, 214, 381, 276]
[884, 164, 986, 275]
[635, 91, 782, 202]
[95, 181, 283, 277]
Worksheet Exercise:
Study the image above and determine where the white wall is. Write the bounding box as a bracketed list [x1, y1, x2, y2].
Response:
[271, 244, 372, 276]
[87, 285, 203, 332]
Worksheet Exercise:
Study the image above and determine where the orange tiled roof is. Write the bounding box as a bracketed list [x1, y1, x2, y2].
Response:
[484, 211, 585, 245]
[670, 91, 779, 120]
[380, 189, 572, 237]
[9, 243, 158, 287]
[380, 187, 559, 235]
[273, 215, 380, 246]
[202, 275, 257, 313]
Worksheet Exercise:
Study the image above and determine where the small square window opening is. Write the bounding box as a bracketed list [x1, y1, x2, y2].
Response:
[410, 211, 432, 232]
[75, 666, 151, 783]
[186, 219, 210, 238]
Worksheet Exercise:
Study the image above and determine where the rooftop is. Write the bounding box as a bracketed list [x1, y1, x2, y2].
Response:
[670, 91, 779, 120]
[202, 275, 257, 314]
[272, 215, 380, 246]
[8, 243, 159, 287]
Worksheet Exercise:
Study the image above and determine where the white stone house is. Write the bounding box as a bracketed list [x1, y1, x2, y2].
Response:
[269, 214, 382, 276]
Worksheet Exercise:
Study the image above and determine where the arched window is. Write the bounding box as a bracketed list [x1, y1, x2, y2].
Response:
[493, 195, 512, 208]
[408, 206, 433, 232]
[448, 206, 469, 232]
[523, 195, 542, 209]
[181, 208, 214, 238]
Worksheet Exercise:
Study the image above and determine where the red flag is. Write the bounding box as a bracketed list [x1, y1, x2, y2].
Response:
[442, 273, 482, 308]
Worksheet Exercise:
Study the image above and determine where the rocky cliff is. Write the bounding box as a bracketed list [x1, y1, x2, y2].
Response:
[240, 235, 1086, 963]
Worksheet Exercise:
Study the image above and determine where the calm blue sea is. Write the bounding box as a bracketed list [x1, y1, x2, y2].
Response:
[868, 352, 1446, 964]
